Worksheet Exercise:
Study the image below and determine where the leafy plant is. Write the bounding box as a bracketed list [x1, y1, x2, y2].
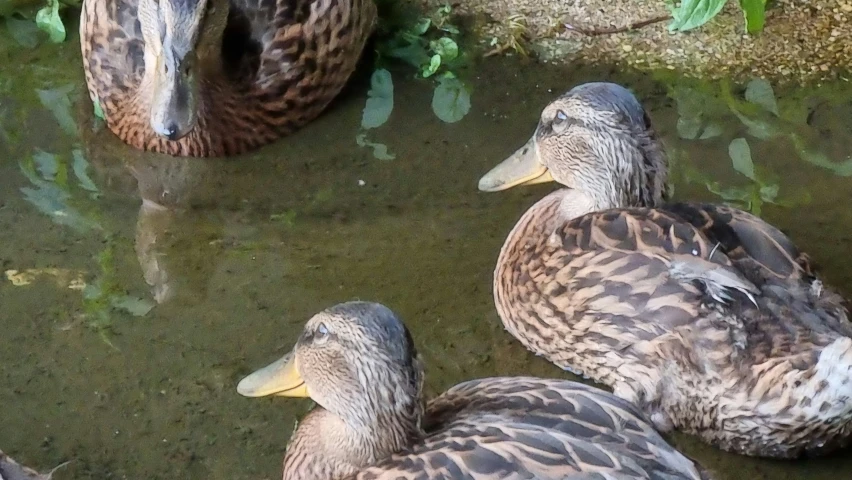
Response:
[1, 0, 81, 45]
[667, 0, 768, 34]
[356, 3, 471, 158]
[703, 138, 790, 216]
[671, 78, 823, 215]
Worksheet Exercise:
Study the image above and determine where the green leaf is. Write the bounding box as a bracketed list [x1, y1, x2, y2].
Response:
[72, 149, 100, 194]
[790, 133, 852, 177]
[361, 69, 394, 129]
[732, 110, 779, 139]
[431, 76, 471, 123]
[356, 133, 396, 161]
[111, 295, 155, 317]
[32, 149, 59, 181]
[37, 84, 77, 135]
[430, 37, 458, 62]
[759, 183, 779, 202]
[411, 17, 431, 35]
[744, 78, 778, 115]
[92, 100, 105, 120]
[5, 16, 40, 49]
[706, 181, 752, 202]
[728, 138, 756, 180]
[739, 0, 766, 33]
[421, 55, 441, 78]
[439, 24, 460, 34]
[675, 117, 722, 140]
[35, 0, 65, 43]
[668, 0, 728, 32]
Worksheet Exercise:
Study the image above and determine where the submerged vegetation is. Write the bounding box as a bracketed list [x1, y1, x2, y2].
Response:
[357, 2, 472, 159]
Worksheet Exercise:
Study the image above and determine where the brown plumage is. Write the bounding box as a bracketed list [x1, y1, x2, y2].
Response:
[80, 0, 376, 157]
[237, 301, 711, 479]
[478, 82, 852, 459]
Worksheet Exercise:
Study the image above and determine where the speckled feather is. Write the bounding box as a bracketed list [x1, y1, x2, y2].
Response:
[80, 0, 376, 156]
[489, 83, 852, 459]
[350, 378, 710, 480]
[251, 302, 709, 480]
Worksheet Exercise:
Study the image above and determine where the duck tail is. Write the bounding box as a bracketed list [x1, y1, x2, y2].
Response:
[807, 336, 852, 416]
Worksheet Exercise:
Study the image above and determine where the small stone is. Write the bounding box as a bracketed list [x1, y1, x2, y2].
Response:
[622, 44, 633, 52]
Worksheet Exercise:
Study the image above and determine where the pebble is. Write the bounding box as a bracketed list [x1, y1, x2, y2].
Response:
[427, 0, 851, 84]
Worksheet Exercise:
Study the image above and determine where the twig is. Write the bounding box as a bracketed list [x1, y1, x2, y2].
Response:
[564, 15, 671, 37]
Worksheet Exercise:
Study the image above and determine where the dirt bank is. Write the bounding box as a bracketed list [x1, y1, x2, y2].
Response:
[421, 0, 851, 85]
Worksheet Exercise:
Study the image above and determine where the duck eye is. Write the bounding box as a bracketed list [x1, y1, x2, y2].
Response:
[554, 110, 568, 124]
[316, 323, 329, 338]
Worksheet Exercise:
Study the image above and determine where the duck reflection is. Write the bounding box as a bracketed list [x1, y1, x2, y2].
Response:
[88, 143, 230, 306]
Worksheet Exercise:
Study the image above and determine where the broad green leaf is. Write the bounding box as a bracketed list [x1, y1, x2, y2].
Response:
[728, 138, 756, 180]
[111, 295, 155, 316]
[32, 149, 59, 181]
[5, 16, 40, 48]
[739, 0, 766, 33]
[431, 76, 470, 123]
[668, 0, 728, 32]
[439, 24, 460, 34]
[706, 181, 752, 202]
[759, 183, 779, 202]
[356, 133, 396, 160]
[676, 117, 702, 140]
[699, 123, 723, 139]
[732, 110, 778, 139]
[744, 78, 778, 115]
[361, 69, 393, 129]
[421, 55, 441, 78]
[387, 43, 431, 68]
[430, 37, 459, 62]
[72, 149, 100, 194]
[411, 17, 431, 35]
[790, 133, 852, 176]
[676, 117, 722, 140]
[92, 100, 105, 120]
[37, 84, 77, 135]
[35, 0, 65, 43]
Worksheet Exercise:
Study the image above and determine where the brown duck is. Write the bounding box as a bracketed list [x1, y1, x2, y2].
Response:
[478, 82, 852, 459]
[237, 301, 711, 479]
[80, 0, 376, 157]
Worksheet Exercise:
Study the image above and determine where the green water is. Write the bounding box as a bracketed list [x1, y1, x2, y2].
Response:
[2, 13, 852, 480]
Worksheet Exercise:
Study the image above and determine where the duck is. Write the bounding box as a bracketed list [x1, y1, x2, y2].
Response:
[236, 301, 712, 479]
[80, 0, 377, 157]
[477, 82, 852, 459]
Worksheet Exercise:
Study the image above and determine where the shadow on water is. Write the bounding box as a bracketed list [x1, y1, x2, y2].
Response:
[1, 11, 852, 480]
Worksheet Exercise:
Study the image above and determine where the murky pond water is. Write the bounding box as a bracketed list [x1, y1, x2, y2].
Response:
[2, 14, 852, 480]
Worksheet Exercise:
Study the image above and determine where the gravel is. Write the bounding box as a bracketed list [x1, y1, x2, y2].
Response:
[419, 0, 852, 85]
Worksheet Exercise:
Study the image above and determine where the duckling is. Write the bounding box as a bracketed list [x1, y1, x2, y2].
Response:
[237, 301, 711, 479]
[478, 82, 852, 458]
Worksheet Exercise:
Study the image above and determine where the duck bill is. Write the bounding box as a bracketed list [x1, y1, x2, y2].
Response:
[149, 54, 198, 141]
[478, 136, 555, 192]
[236, 352, 310, 398]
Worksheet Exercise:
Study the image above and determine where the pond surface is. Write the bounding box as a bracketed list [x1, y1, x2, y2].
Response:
[2, 14, 852, 480]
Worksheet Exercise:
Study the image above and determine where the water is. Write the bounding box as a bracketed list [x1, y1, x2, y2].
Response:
[2, 16, 852, 480]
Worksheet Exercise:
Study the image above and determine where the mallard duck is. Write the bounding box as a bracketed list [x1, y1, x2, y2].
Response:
[237, 301, 711, 479]
[477, 82, 852, 459]
[80, 0, 376, 157]
[0, 449, 67, 480]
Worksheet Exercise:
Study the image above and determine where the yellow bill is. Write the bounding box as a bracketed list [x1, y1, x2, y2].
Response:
[236, 351, 309, 398]
[478, 136, 554, 192]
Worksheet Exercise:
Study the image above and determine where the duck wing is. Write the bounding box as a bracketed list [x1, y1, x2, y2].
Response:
[351, 378, 708, 480]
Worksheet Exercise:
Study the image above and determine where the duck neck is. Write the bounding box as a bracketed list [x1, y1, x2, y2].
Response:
[283, 401, 424, 480]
